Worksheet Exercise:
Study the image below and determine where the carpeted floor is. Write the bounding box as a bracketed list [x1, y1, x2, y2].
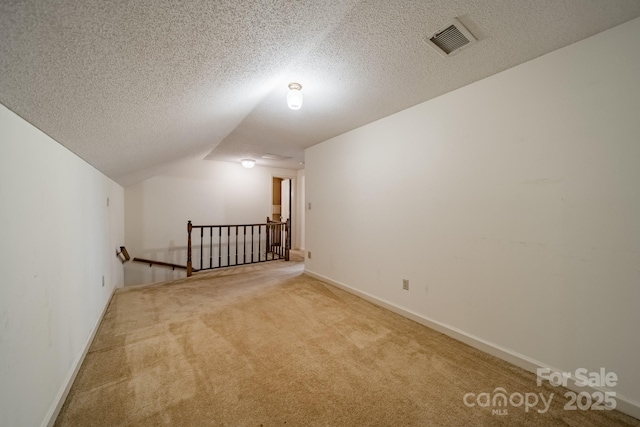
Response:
[55, 255, 639, 426]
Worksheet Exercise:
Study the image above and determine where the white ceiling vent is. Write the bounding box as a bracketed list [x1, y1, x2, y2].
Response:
[425, 18, 477, 57]
[261, 153, 292, 161]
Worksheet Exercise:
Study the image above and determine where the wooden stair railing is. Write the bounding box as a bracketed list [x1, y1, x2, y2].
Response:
[186, 219, 290, 277]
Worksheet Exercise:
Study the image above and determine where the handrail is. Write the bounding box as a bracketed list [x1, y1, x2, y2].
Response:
[132, 257, 191, 271]
[190, 222, 287, 228]
[186, 218, 290, 276]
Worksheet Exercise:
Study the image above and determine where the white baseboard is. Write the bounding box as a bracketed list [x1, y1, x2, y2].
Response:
[43, 286, 117, 427]
[304, 269, 640, 421]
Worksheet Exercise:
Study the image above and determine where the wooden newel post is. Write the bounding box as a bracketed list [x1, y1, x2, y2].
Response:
[285, 218, 290, 261]
[187, 220, 193, 277]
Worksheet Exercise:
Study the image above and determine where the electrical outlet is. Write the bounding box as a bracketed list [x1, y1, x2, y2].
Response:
[308, 202, 312, 210]
[102, 275, 105, 287]
[402, 279, 409, 290]
[308, 251, 312, 259]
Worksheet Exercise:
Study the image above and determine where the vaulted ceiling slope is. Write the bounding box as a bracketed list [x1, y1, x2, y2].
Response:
[2, 1, 640, 186]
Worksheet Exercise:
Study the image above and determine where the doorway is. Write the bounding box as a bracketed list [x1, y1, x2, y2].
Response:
[271, 177, 292, 223]
[272, 176, 293, 253]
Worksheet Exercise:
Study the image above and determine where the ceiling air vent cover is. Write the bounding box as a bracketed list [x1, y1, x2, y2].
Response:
[261, 153, 292, 161]
[425, 18, 477, 57]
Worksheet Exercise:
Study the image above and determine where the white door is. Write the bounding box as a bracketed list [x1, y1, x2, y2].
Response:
[281, 179, 290, 222]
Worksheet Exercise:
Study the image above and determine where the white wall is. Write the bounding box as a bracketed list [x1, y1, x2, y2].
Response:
[124, 159, 297, 285]
[0, 105, 125, 427]
[305, 18, 640, 412]
[295, 169, 306, 250]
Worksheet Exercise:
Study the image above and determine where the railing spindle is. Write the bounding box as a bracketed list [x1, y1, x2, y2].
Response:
[218, 227, 221, 268]
[243, 225, 247, 264]
[200, 227, 204, 270]
[258, 225, 262, 262]
[264, 224, 268, 262]
[187, 221, 192, 276]
[266, 217, 270, 260]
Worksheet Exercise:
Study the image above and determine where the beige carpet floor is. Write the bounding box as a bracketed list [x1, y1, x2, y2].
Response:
[56, 255, 639, 426]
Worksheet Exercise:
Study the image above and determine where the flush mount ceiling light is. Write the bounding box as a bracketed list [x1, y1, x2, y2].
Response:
[287, 83, 303, 110]
[241, 159, 256, 168]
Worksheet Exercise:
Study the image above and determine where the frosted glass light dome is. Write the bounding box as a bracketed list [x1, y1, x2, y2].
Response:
[287, 83, 303, 110]
[241, 159, 255, 168]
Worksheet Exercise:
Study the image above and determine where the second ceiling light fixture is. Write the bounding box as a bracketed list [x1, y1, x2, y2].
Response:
[287, 83, 303, 110]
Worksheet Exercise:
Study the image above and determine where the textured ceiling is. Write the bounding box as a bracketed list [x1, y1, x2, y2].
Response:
[2, 1, 640, 185]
